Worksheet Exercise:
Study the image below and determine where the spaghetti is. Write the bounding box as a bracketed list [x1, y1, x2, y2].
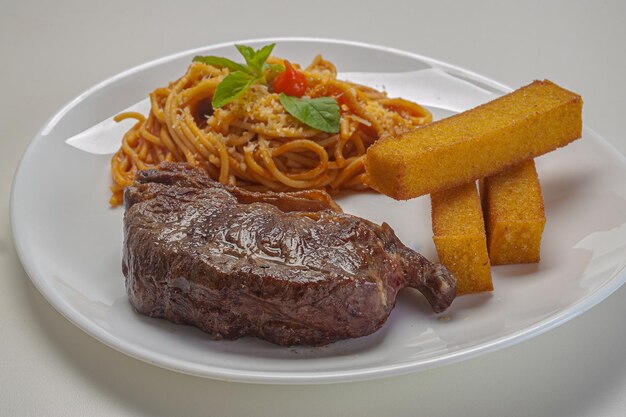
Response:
[110, 54, 432, 205]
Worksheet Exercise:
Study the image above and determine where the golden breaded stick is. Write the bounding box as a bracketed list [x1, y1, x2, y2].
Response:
[480, 160, 546, 265]
[365, 80, 582, 200]
[431, 182, 492, 295]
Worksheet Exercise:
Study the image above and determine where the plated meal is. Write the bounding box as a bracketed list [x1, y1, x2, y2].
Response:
[13, 39, 625, 382]
[115, 43, 582, 346]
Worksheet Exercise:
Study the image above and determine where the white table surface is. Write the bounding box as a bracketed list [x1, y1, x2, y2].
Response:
[2, 1, 625, 415]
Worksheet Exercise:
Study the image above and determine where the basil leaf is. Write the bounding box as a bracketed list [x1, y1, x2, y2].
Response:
[249, 43, 275, 73]
[279, 94, 340, 133]
[235, 44, 256, 69]
[212, 72, 257, 108]
[192, 55, 251, 74]
[235, 43, 275, 75]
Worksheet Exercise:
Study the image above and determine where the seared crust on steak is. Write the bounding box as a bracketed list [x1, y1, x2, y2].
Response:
[122, 163, 456, 346]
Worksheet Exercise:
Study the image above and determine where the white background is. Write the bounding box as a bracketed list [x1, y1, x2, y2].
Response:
[1, 1, 625, 416]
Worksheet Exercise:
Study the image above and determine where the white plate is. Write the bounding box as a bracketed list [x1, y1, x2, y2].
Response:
[11, 38, 626, 384]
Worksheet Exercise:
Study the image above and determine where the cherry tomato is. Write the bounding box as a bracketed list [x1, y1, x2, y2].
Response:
[273, 60, 308, 97]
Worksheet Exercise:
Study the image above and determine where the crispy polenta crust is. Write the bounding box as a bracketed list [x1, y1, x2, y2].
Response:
[365, 80, 582, 200]
[480, 160, 546, 265]
[431, 182, 493, 295]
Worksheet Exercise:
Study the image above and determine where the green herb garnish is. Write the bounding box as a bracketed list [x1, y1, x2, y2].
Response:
[193, 43, 277, 108]
[193, 44, 341, 133]
[235, 44, 275, 75]
[279, 93, 340, 133]
[211, 72, 258, 108]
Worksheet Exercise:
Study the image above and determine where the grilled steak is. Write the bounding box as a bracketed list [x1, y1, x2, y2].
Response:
[122, 163, 456, 346]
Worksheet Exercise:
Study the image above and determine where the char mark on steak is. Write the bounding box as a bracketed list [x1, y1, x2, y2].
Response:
[122, 163, 456, 346]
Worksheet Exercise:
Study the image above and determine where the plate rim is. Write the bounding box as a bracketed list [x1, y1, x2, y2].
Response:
[10, 37, 626, 384]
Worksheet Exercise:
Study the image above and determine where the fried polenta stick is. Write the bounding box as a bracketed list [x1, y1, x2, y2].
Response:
[480, 160, 546, 265]
[365, 80, 582, 200]
[431, 182, 492, 295]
